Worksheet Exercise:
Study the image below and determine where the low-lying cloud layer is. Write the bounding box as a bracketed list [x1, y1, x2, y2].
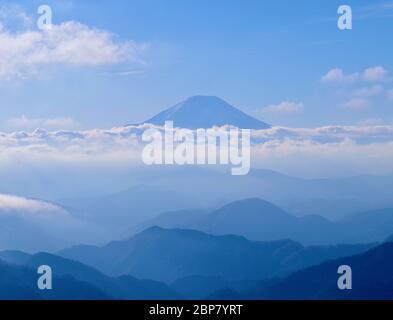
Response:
[1, 124, 393, 177]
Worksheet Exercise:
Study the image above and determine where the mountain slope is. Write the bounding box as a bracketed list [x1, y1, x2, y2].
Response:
[339, 208, 393, 243]
[60, 227, 374, 286]
[61, 227, 303, 282]
[0, 251, 181, 300]
[0, 259, 109, 300]
[143, 96, 270, 129]
[247, 243, 393, 300]
[133, 199, 341, 245]
[135, 198, 393, 245]
[192, 199, 337, 244]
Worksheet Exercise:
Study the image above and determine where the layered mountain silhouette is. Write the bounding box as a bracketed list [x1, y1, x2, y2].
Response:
[142, 96, 270, 129]
[0, 259, 109, 300]
[58, 169, 393, 235]
[243, 243, 393, 300]
[60, 227, 374, 285]
[0, 251, 182, 300]
[136, 198, 393, 245]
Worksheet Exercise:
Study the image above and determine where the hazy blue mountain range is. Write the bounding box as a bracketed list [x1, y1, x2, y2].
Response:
[141, 96, 271, 129]
[3, 191, 393, 254]
[133, 198, 393, 245]
[0, 259, 110, 300]
[59, 226, 374, 285]
[56, 169, 393, 237]
[243, 243, 393, 300]
[0, 251, 182, 300]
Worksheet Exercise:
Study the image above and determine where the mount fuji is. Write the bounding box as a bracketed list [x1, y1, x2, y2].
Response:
[142, 96, 270, 129]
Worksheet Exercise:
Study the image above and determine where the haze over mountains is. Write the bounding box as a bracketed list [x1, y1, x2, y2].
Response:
[1, 95, 393, 300]
[0, 227, 391, 300]
[142, 96, 270, 129]
[59, 226, 375, 284]
[1, 190, 393, 300]
[135, 199, 393, 245]
[54, 168, 393, 242]
[0, 251, 181, 300]
[0, 258, 110, 300]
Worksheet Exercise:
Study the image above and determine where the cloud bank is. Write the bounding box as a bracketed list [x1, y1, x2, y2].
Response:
[1, 124, 393, 177]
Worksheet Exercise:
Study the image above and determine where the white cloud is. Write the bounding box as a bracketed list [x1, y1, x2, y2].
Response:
[0, 123, 392, 165]
[0, 123, 393, 177]
[4, 115, 81, 131]
[322, 68, 345, 82]
[0, 20, 147, 81]
[0, 193, 66, 215]
[363, 66, 388, 82]
[343, 98, 369, 109]
[322, 66, 388, 84]
[321, 68, 359, 83]
[260, 101, 304, 115]
[353, 85, 384, 97]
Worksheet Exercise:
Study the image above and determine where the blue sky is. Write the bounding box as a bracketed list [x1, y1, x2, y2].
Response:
[0, 0, 393, 130]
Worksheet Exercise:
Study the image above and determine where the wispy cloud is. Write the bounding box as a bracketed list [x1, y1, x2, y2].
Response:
[0, 193, 66, 215]
[358, 1, 393, 19]
[321, 66, 388, 84]
[321, 68, 357, 83]
[343, 98, 369, 109]
[353, 85, 384, 97]
[0, 4, 34, 30]
[3, 115, 81, 132]
[322, 66, 390, 111]
[259, 101, 304, 115]
[0, 8, 148, 81]
[106, 69, 147, 76]
[363, 66, 388, 82]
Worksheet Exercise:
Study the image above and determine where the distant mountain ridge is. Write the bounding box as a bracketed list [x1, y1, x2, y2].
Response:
[0, 259, 109, 300]
[135, 198, 393, 245]
[59, 226, 374, 285]
[142, 96, 270, 129]
[0, 251, 182, 300]
[244, 243, 393, 300]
